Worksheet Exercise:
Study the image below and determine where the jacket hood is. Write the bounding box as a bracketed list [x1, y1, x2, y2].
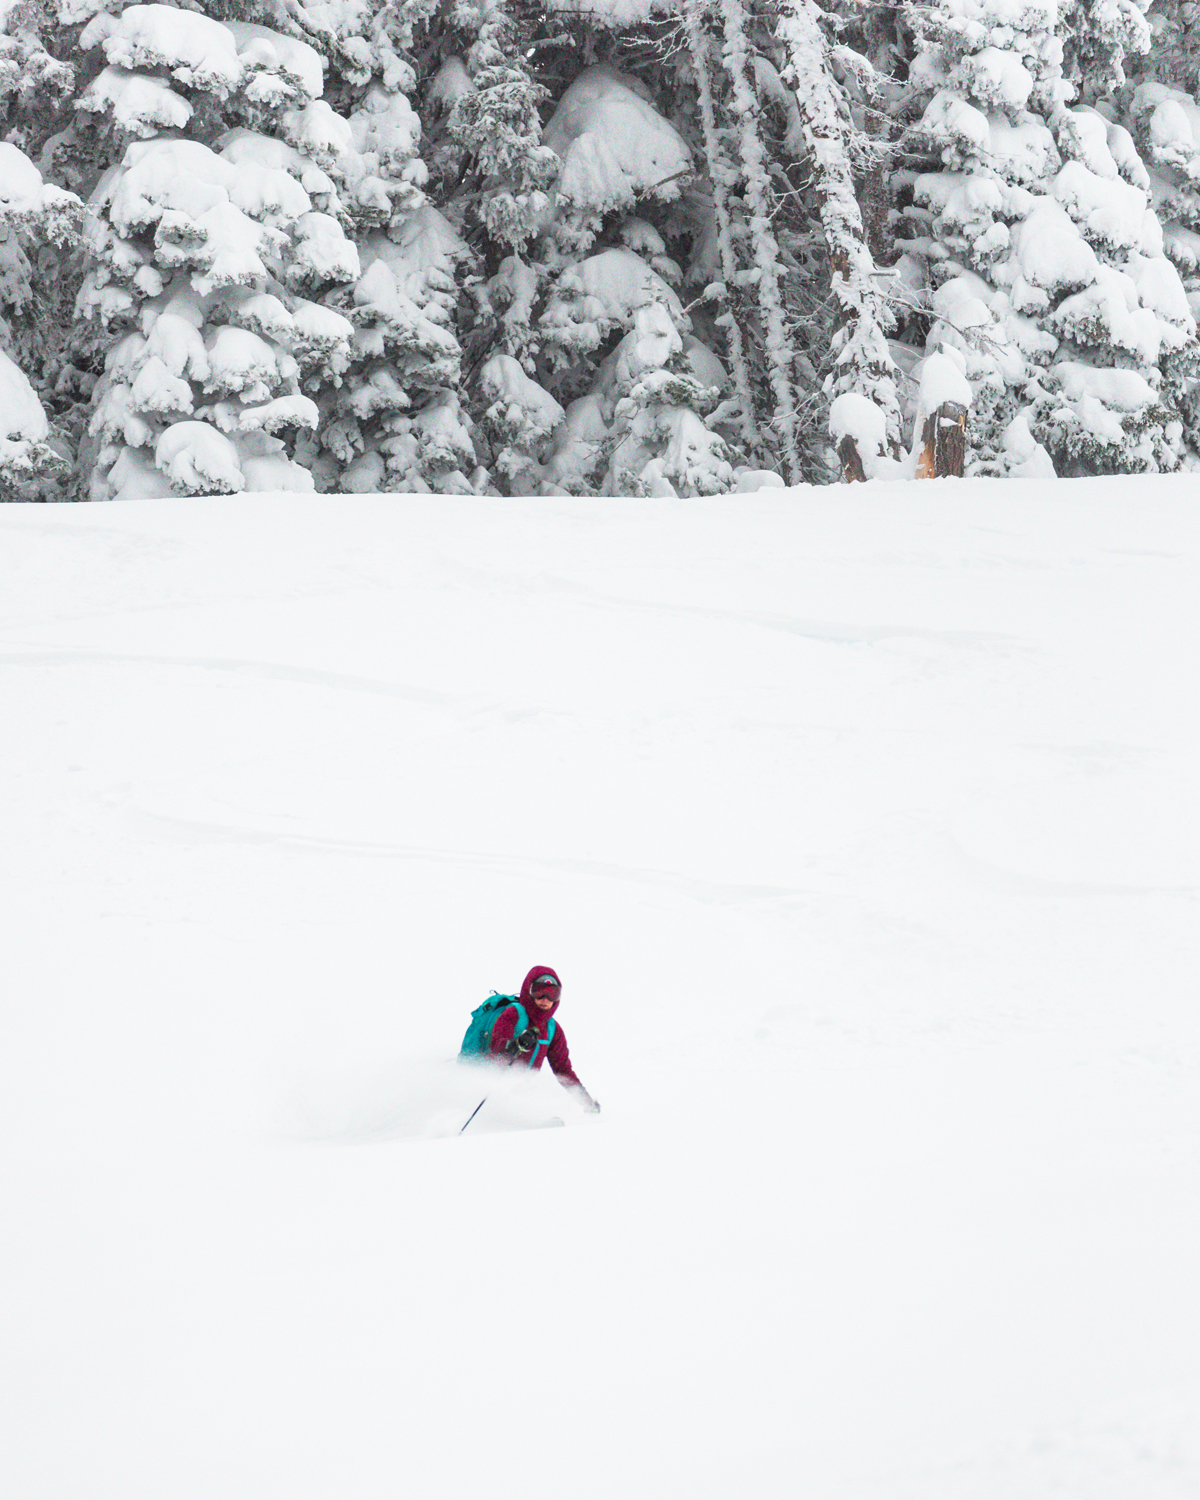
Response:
[520, 965, 562, 1018]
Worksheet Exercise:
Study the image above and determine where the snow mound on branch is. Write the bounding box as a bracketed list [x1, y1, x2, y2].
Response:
[145, 310, 208, 381]
[155, 422, 244, 494]
[87, 4, 243, 95]
[0, 348, 50, 443]
[348, 85, 422, 172]
[105, 139, 311, 237]
[359, 205, 471, 304]
[225, 22, 323, 104]
[1132, 83, 1200, 171]
[541, 248, 686, 356]
[921, 90, 991, 152]
[613, 299, 682, 383]
[288, 213, 361, 288]
[984, 115, 1055, 184]
[1050, 361, 1159, 413]
[82, 7, 322, 106]
[77, 67, 193, 137]
[1050, 265, 1170, 363]
[919, 91, 1056, 185]
[1008, 198, 1099, 298]
[1003, 412, 1056, 477]
[543, 65, 691, 212]
[216, 131, 336, 203]
[351, 258, 459, 368]
[0, 141, 45, 214]
[1064, 108, 1121, 181]
[1129, 250, 1194, 333]
[1053, 161, 1148, 252]
[479, 355, 564, 436]
[0, 141, 80, 228]
[203, 327, 290, 401]
[236, 438, 314, 493]
[427, 56, 472, 109]
[281, 100, 355, 168]
[959, 47, 1034, 111]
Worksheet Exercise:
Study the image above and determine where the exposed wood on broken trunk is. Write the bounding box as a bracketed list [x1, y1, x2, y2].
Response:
[916, 401, 967, 478]
[838, 433, 867, 482]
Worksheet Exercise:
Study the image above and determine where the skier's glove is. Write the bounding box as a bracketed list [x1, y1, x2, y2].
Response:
[508, 1028, 538, 1055]
[580, 1092, 601, 1114]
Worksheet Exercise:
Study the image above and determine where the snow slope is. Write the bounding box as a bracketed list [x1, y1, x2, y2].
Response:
[2, 478, 1199, 1499]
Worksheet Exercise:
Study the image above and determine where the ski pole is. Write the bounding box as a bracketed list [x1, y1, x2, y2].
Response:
[460, 1097, 487, 1133]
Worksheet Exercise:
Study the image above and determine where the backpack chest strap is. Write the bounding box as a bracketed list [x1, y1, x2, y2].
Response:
[527, 1016, 556, 1066]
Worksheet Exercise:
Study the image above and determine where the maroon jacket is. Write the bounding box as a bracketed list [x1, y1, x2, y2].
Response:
[488, 965, 588, 1095]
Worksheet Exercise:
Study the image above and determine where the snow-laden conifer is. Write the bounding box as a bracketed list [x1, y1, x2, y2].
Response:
[435, 9, 733, 497]
[719, 0, 802, 481]
[1123, 30, 1200, 462]
[680, 0, 761, 462]
[535, 57, 737, 497]
[777, 0, 904, 478]
[597, 299, 733, 495]
[447, 2, 558, 254]
[77, 3, 364, 500]
[280, 0, 476, 494]
[0, 142, 83, 496]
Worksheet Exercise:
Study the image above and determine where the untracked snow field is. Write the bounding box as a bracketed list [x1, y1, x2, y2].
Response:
[2, 479, 1199, 1499]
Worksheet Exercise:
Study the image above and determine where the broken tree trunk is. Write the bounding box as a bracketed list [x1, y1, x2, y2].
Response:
[838, 433, 867, 482]
[916, 401, 967, 478]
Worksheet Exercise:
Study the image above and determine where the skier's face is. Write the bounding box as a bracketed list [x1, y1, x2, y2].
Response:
[532, 987, 558, 1011]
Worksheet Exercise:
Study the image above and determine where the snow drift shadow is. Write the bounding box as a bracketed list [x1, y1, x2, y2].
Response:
[284, 1057, 568, 1144]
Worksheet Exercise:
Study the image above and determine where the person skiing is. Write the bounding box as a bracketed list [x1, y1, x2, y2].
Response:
[488, 966, 600, 1113]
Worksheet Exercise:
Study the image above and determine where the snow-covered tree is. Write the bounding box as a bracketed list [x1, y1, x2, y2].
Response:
[717, 0, 804, 480]
[898, 0, 1196, 475]
[678, 0, 893, 482]
[776, 0, 904, 477]
[680, 0, 762, 464]
[598, 300, 733, 496]
[332, 203, 475, 492]
[1123, 25, 1200, 462]
[532, 60, 741, 495]
[0, 141, 82, 496]
[446, 1, 558, 255]
[76, 3, 365, 500]
[279, 1, 476, 494]
[424, 4, 735, 497]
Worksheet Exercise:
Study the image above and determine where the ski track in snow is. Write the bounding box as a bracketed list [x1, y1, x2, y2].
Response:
[2, 482, 1200, 1500]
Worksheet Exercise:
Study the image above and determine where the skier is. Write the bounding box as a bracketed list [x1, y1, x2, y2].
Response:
[488, 966, 600, 1113]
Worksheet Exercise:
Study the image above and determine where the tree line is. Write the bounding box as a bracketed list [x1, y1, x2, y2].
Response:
[2, 0, 1199, 499]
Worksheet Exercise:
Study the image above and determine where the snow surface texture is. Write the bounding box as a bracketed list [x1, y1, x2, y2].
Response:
[2, 482, 1199, 1499]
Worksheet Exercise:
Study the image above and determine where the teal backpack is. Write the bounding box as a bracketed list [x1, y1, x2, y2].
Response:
[459, 992, 556, 1066]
